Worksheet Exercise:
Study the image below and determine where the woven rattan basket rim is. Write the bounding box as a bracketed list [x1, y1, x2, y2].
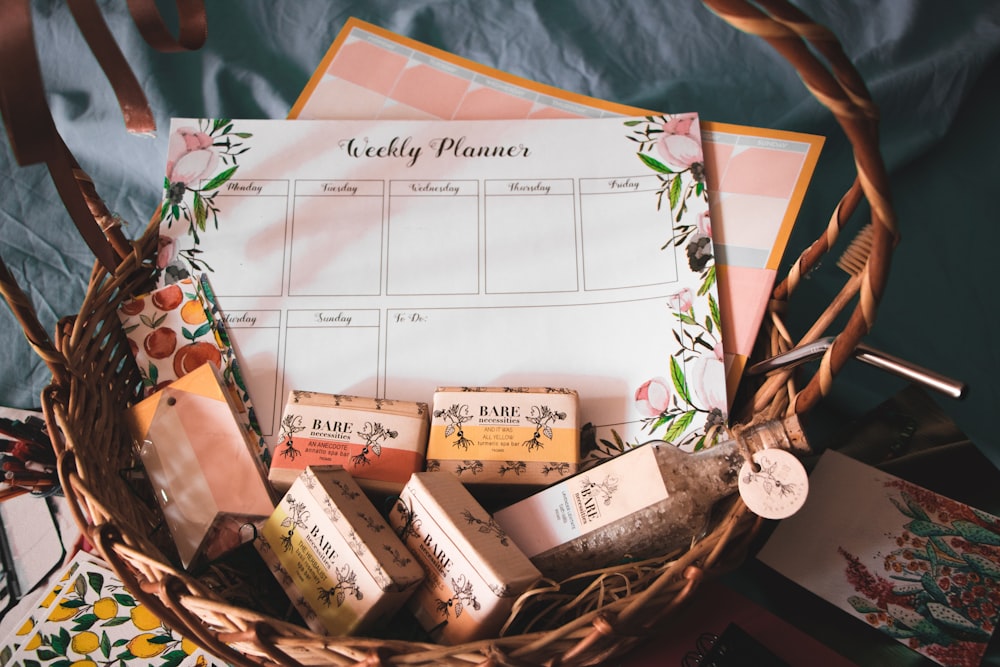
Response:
[24, 2, 898, 665]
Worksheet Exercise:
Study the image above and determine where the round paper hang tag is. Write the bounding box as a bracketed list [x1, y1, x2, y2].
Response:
[738, 449, 809, 520]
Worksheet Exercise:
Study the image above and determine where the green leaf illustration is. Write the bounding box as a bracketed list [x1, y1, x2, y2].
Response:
[193, 191, 207, 232]
[113, 593, 136, 606]
[901, 491, 930, 521]
[972, 508, 1000, 526]
[962, 552, 1000, 578]
[951, 519, 1000, 545]
[930, 535, 960, 559]
[906, 519, 952, 537]
[697, 265, 716, 296]
[847, 595, 881, 614]
[887, 604, 953, 645]
[55, 627, 71, 654]
[70, 613, 98, 631]
[668, 176, 682, 211]
[664, 410, 696, 442]
[201, 165, 238, 192]
[921, 572, 949, 605]
[708, 293, 720, 330]
[100, 630, 112, 659]
[637, 152, 672, 174]
[890, 496, 916, 519]
[670, 355, 692, 405]
[926, 602, 990, 640]
[103, 616, 131, 627]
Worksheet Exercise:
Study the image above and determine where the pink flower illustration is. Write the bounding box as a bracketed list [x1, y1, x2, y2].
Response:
[670, 287, 694, 313]
[166, 127, 219, 186]
[689, 356, 726, 413]
[656, 114, 703, 171]
[156, 235, 177, 269]
[635, 377, 671, 417]
[697, 211, 712, 238]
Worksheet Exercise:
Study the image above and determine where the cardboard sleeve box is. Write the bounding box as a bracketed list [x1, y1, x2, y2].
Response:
[256, 466, 425, 636]
[269, 391, 429, 496]
[388, 471, 541, 644]
[426, 387, 579, 491]
[125, 362, 277, 570]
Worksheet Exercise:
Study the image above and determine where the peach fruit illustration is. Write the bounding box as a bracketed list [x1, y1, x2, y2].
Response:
[144, 328, 178, 359]
[173, 341, 222, 376]
[181, 299, 207, 324]
[151, 284, 184, 311]
[120, 298, 145, 316]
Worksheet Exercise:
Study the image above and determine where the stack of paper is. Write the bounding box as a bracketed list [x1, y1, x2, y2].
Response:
[156, 19, 822, 462]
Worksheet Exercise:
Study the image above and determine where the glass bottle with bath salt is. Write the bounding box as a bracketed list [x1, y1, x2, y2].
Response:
[492, 415, 811, 582]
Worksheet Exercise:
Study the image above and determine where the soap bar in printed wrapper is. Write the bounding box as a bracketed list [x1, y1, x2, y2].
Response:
[388, 472, 542, 645]
[255, 466, 425, 636]
[125, 362, 277, 570]
[117, 273, 269, 466]
[269, 391, 429, 495]
[426, 387, 579, 490]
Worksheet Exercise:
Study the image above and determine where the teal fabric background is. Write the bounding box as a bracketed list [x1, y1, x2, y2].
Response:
[1, 3, 998, 663]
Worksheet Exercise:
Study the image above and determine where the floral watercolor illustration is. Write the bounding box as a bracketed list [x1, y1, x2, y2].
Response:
[839, 477, 1000, 667]
[159, 119, 252, 278]
[758, 451, 1000, 667]
[622, 114, 725, 452]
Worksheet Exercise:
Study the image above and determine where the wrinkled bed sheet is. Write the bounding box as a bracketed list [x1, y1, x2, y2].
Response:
[3, 1, 998, 458]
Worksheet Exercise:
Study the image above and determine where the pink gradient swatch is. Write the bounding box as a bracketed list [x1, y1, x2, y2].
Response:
[455, 86, 534, 119]
[720, 147, 807, 198]
[390, 64, 471, 118]
[327, 40, 408, 95]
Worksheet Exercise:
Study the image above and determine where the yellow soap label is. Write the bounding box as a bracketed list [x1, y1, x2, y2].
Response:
[428, 422, 576, 462]
[428, 390, 579, 465]
[261, 501, 365, 634]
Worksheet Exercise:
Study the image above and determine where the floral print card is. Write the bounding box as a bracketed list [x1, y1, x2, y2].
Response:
[757, 450, 1000, 667]
[116, 273, 269, 466]
[156, 115, 730, 457]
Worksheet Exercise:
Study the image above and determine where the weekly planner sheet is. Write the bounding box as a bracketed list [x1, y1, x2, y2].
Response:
[159, 115, 725, 454]
[289, 18, 824, 404]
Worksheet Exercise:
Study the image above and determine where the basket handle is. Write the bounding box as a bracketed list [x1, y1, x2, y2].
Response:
[0, 1, 206, 380]
[702, 0, 899, 417]
[0, 0, 207, 273]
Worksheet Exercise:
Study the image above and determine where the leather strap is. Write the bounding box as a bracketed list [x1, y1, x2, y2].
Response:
[125, 0, 208, 52]
[0, 1, 208, 272]
[0, 0, 120, 271]
[68, 0, 157, 135]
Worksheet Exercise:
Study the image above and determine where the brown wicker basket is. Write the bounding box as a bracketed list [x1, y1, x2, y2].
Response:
[0, 1, 898, 665]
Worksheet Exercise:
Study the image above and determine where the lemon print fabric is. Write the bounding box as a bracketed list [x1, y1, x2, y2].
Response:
[6, 552, 220, 667]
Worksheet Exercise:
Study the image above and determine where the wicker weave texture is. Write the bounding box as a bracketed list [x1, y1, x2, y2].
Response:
[0, 1, 899, 665]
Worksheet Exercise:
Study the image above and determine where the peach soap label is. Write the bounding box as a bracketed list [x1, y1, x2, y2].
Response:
[387, 472, 542, 645]
[269, 391, 430, 495]
[426, 387, 579, 488]
[255, 466, 424, 636]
